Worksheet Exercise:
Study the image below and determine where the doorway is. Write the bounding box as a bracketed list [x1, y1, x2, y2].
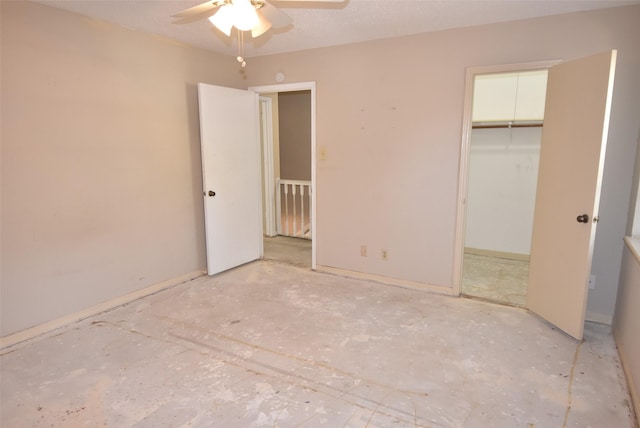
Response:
[461, 69, 548, 306]
[454, 61, 559, 305]
[250, 82, 317, 270]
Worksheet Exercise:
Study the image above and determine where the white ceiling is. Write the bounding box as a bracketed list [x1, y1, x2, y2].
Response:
[35, 0, 640, 58]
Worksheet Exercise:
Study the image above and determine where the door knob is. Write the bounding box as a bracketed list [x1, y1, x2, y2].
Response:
[208, 190, 216, 197]
[576, 214, 589, 223]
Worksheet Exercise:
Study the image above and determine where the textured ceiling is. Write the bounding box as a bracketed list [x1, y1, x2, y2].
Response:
[35, 0, 640, 58]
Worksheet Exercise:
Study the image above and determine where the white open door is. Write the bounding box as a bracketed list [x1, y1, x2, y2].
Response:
[198, 83, 263, 275]
[528, 51, 617, 340]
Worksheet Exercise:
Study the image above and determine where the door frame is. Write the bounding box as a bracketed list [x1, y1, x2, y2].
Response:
[259, 96, 277, 237]
[452, 60, 561, 297]
[249, 81, 317, 270]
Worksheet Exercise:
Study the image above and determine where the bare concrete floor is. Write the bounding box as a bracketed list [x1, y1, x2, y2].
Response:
[1, 261, 635, 427]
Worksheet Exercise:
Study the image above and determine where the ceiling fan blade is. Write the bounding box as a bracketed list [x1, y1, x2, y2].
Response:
[260, 2, 292, 28]
[172, 1, 220, 18]
[269, 0, 345, 2]
[251, 11, 273, 38]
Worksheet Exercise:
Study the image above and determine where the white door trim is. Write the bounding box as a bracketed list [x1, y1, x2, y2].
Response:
[259, 96, 276, 237]
[249, 82, 317, 270]
[453, 60, 561, 296]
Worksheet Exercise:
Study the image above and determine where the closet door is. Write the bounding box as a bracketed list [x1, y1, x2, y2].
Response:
[527, 51, 617, 340]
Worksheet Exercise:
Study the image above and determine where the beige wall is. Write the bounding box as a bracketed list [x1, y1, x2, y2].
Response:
[2, 2, 639, 337]
[243, 5, 640, 321]
[278, 91, 311, 181]
[613, 240, 640, 415]
[0, 1, 245, 336]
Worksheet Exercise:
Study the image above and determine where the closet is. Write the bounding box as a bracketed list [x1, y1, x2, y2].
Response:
[462, 70, 547, 306]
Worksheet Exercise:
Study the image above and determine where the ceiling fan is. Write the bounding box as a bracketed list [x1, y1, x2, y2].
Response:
[173, 0, 345, 65]
[173, 0, 345, 66]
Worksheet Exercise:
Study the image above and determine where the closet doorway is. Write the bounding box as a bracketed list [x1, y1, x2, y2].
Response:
[456, 52, 616, 338]
[460, 67, 549, 306]
[251, 82, 316, 270]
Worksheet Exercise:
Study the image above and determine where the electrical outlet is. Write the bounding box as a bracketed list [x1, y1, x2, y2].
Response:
[360, 245, 367, 257]
[589, 274, 596, 290]
[381, 249, 388, 260]
[320, 147, 327, 160]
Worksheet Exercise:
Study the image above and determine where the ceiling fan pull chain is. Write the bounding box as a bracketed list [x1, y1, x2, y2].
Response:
[236, 28, 247, 68]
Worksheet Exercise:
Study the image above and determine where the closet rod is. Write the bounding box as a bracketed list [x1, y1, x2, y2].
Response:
[472, 123, 543, 129]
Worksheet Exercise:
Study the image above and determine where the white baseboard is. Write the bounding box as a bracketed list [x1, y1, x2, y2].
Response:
[316, 265, 455, 296]
[0, 269, 206, 350]
[464, 247, 530, 262]
[585, 311, 613, 325]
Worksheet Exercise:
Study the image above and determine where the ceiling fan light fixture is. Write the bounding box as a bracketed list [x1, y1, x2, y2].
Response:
[232, 0, 259, 31]
[209, 5, 234, 36]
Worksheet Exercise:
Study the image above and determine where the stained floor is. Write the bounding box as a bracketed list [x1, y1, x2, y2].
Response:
[1, 261, 635, 427]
